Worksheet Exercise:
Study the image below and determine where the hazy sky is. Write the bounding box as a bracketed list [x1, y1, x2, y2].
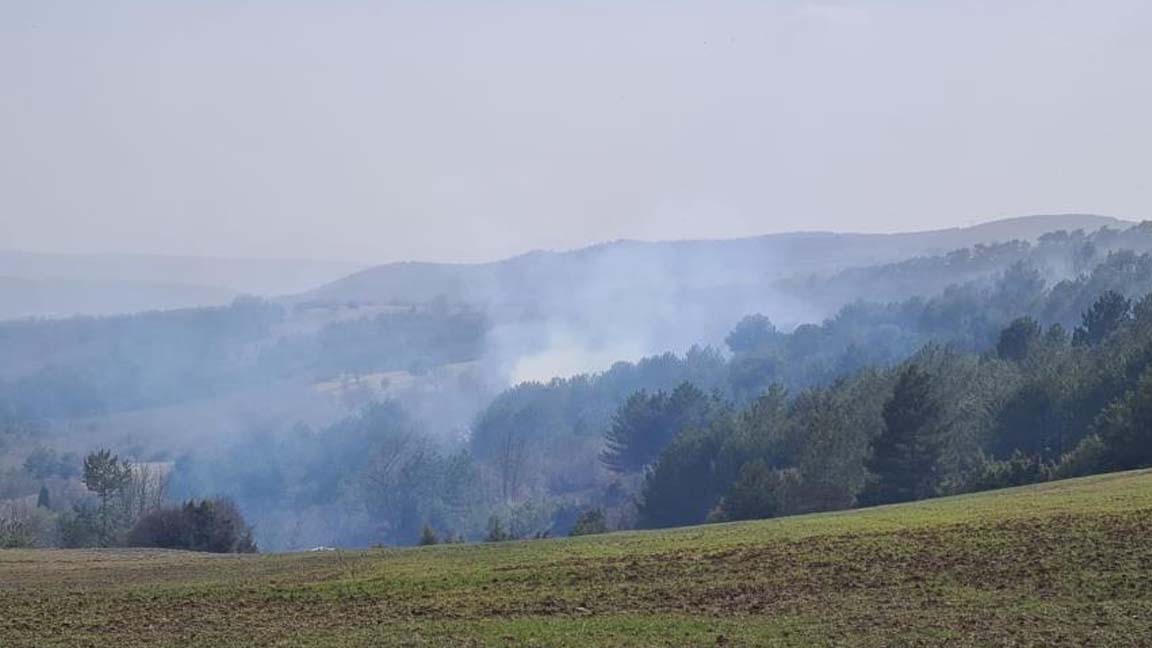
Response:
[2, 1, 1150, 263]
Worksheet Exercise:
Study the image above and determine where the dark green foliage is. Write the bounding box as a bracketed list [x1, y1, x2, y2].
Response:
[470, 347, 727, 498]
[1054, 435, 1108, 478]
[997, 317, 1041, 362]
[601, 383, 718, 473]
[726, 353, 780, 402]
[992, 262, 1047, 314]
[638, 425, 727, 529]
[1094, 367, 1152, 470]
[569, 508, 608, 536]
[787, 383, 876, 512]
[859, 365, 943, 506]
[990, 382, 1067, 461]
[82, 449, 132, 546]
[82, 449, 132, 499]
[1133, 293, 1152, 333]
[455, 233, 1152, 542]
[128, 498, 257, 553]
[21, 224, 1152, 554]
[1073, 290, 1131, 346]
[715, 385, 792, 478]
[961, 452, 1054, 493]
[711, 461, 798, 522]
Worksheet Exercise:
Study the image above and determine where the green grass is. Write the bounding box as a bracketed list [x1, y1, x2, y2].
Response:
[4, 470, 1152, 646]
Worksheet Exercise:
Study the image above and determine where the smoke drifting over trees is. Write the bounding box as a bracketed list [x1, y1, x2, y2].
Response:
[11, 216, 1152, 550]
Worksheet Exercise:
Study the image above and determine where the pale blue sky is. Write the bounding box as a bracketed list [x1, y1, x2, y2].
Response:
[2, 1, 1150, 263]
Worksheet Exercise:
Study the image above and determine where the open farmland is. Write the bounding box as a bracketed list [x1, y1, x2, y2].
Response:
[3, 470, 1152, 647]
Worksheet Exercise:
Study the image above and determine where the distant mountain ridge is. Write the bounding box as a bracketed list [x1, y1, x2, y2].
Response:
[0, 214, 1129, 323]
[300, 214, 1131, 308]
[0, 251, 368, 320]
[0, 275, 239, 320]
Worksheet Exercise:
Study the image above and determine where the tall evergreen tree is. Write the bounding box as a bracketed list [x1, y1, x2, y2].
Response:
[82, 449, 132, 546]
[1094, 366, 1152, 471]
[859, 364, 943, 506]
[601, 382, 713, 473]
[997, 316, 1041, 362]
[637, 423, 726, 529]
[1073, 290, 1131, 346]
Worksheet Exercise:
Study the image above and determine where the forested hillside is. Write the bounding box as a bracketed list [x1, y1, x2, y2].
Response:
[0, 299, 487, 420]
[462, 239, 1152, 535]
[6, 218, 1152, 551]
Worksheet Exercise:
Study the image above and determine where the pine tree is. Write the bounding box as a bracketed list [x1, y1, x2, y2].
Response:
[1073, 290, 1131, 346]
[1095, 366, 1152, 470]
[859, 364, 943, 506]
[601, 383, 713, 474]
[997, 317, 1041, 362]
[82, 449, 132, 546]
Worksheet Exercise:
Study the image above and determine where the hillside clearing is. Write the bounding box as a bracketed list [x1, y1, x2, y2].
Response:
[3, 470, 1152, 647]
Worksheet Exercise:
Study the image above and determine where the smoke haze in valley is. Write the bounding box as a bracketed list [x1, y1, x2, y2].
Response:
[5, 1, 1152, 554]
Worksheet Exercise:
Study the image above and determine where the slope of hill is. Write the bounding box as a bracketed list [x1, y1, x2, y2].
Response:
[295, 214, 1132, 373]
[4, 469, 1150, 646]
[301, 214, 1129, 307]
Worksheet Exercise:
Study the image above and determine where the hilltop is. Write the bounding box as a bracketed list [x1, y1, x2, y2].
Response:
[3, 469, 1150, 646]
[294, 214, 1132, 354]
[299, 214, 1129, 307]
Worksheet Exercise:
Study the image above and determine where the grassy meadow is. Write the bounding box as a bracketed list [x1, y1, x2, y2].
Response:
[4, 470, 1152, 647]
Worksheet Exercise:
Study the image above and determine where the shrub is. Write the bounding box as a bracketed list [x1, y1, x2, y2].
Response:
[58, 504, 105, 548]
[960, 452, 1054, 493]
[1055, 435, 1108, 479]
[0, 503, 55, 548]
[418, 524, 439, 546]
[129, 498, 257, 553]
[569, 508, 608, 536]
[484, 515, 512, 542]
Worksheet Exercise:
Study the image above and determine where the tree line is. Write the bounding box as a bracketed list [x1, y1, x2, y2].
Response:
[1, 447, 254, 552]
[608, 289, 1152, 529]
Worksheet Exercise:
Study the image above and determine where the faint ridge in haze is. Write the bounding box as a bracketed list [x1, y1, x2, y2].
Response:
[0, 251, 369, 319]
[301, 214, 1131, 308]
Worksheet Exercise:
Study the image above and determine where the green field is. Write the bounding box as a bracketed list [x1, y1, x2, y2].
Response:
[4, 471, 1152, 647]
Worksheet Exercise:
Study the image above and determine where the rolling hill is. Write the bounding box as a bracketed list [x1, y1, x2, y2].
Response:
[295, 214, 1134, 370]
[299, 214, 1129, 308]
[3, 469, 1150, 646]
